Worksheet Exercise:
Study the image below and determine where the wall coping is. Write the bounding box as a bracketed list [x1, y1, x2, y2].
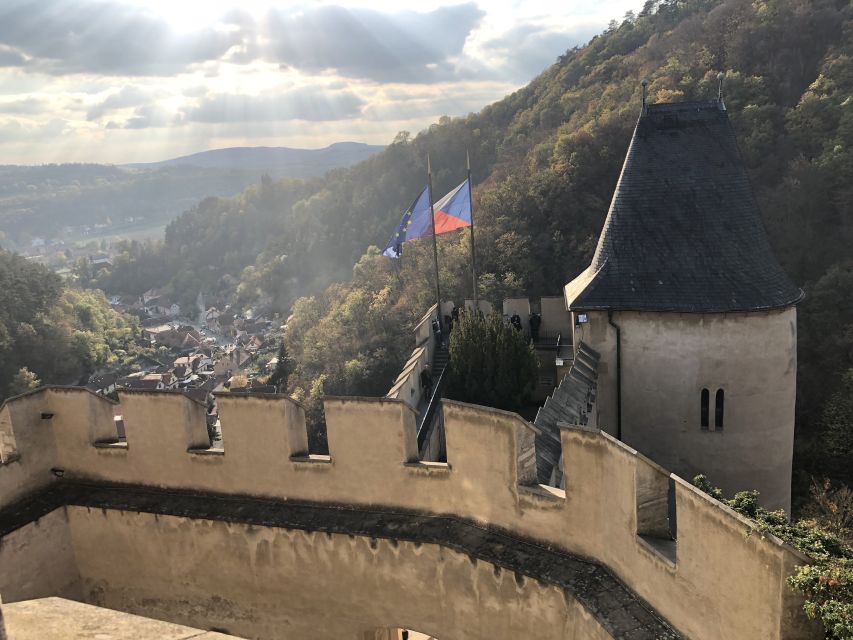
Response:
[324, 395, 418, 417]
[118, 388, 207, 407]
[560, 423, 813, 564]
[212, 390, 307, 410]
[0, 386, 118, 414]
[387, 346, 427, 397]
[443, 399, 539, 435]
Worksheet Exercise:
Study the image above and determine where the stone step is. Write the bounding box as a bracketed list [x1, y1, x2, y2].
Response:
[573, 359, 596, 380]
[577, 341, 600, 361]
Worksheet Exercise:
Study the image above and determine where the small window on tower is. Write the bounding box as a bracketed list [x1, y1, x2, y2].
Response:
[715, 389, 725, 430]
[700, 388, 709, 430]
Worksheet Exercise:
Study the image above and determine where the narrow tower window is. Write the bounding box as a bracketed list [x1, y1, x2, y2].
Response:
[715, 389, 725, 430]
[700, 388, 709, 429]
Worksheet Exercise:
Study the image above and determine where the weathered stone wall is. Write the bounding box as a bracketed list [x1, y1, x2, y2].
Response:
[67, 508, 613, 640]
[0, 508, 82, 603]
[574, 308, 797, 511]
[0, 387, 816, 639]
[539, 296, 572, 338]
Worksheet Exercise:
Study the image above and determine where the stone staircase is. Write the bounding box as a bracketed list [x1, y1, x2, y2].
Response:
[533, 341, 600, 486]
[431, 344, 449, 379]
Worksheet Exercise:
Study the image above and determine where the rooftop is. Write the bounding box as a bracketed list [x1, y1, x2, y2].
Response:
[566, 100, 802, 313]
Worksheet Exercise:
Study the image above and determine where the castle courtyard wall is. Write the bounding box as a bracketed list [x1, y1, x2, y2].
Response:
[0, 508, 82, 603]
[572, 308, 797, 512]
[0, 388, 818, 639]
[66, 507, 614, 640]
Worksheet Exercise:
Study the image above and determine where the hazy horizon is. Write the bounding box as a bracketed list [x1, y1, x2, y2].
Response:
[0, 0, 642, 165]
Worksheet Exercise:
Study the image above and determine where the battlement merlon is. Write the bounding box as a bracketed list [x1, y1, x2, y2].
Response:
[0, 386, 816, 640]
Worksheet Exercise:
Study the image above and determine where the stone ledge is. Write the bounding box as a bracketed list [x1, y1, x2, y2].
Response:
[93, 440, 128, 450]
[519, 483, 566, 502]
[290, 454, 332, 464]
[0, 452, 21, 465]
[636, 535, 677, 569]
[404, 461, 451, 474]
[187, 447, 225, 456]
[0, 481, 682, 640]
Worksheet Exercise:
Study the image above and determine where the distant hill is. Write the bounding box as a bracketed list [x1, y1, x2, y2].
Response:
[127, 142, 385, 176]
[0, 142, 384, 248]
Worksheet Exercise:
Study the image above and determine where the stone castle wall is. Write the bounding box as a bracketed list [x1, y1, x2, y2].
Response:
[572, 308, 797, 512]
[0, 387, 817, 639]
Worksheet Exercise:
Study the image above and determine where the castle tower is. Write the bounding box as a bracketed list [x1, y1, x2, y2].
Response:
[564, 100, 802, 512]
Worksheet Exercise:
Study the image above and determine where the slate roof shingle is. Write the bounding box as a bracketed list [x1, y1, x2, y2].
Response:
[566, 101, 803, 313]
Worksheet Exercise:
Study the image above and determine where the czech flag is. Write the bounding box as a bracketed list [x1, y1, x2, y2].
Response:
[433, 180, 472, 234]
[382, 180, 472, 258]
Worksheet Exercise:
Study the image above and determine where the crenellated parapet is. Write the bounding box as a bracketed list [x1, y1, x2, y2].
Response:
[0, 386, 818, 640]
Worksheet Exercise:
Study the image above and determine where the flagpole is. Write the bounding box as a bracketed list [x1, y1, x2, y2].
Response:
[427, 154, 443, 332]
[467, 149, 478, 313]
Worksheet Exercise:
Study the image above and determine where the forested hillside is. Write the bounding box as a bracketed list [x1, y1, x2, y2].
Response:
[0, 251, 153, 400]
[94, 0, 853, 493]
[0, 142, 383, 248]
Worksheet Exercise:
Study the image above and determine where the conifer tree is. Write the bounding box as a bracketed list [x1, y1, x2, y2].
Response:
[446, 312, 538, 411]
[268, 340, 292, 391]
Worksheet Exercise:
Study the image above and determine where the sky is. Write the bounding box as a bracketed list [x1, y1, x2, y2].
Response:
[0, 0, 642, 165]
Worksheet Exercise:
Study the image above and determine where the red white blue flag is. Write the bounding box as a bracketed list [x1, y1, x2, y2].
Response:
[433, 180, 472, 234]
[382, 180, 472, 258]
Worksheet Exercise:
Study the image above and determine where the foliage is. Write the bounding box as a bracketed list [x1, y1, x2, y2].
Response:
[0, 250, 154, 401]
[810, 478, 853, 539]
[267, 341, 292, 390]
[819, 371, 853, 487]
[694, 474, 853, 638]
[0, 164, 268, 249]
[790, 561, 853, 639]
[8, 368, 40, 396]
[446, 312, 539, 412]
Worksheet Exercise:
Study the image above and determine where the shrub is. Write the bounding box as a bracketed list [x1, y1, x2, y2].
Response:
[693, 475, 853, 638]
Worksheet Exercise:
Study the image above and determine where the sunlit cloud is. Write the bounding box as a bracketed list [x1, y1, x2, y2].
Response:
[185, 86, 366, 123]
[0, 0, 643, 163]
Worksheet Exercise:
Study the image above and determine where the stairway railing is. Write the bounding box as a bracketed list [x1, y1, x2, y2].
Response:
[417, 359, 449, 459]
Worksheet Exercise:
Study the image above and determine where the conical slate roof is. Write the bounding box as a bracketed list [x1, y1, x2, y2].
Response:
[565, 101, 802, 312]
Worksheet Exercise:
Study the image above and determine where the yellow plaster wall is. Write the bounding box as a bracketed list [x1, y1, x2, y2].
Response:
[67, 508, 612, 640]
[573, 308, 797, 512]
[0, 508, 82, 603]
[0, 387, 817, 640]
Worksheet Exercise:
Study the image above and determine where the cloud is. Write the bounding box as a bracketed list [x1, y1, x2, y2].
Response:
[0, 45, 26, 67]
[86, 85, 151, 120]
[185, 86, 365, 123]
[0, 97, 47, 114]
[363, 83, 513, 121]
[261, 4, 485, 82]
[0, 0, 245, 76]
[0, 117, 68, 143]
[0, 1, 484, 82]
[478, 22, 600, 81]
[119, 104, 176, 129]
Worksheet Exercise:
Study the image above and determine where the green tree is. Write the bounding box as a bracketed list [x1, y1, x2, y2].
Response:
[267, 340, 293, 390]
[446, 312, 538, 412]
[8, 367, 40, 396]
[821, 370, 853, 486]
